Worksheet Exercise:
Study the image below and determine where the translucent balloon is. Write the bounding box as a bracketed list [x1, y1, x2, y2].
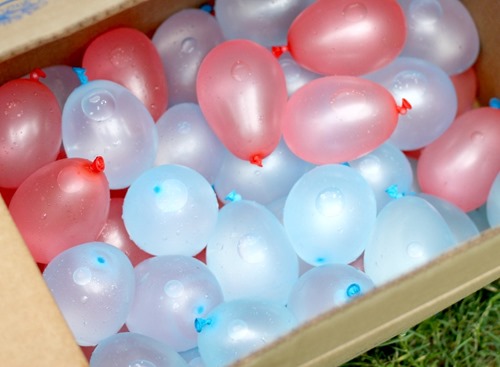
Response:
[364, 196, 455, 285]
[96, 198, 152, 266]
[213, 139, 314, 205]
[285, 0, 407, 75]
[283, 164, 377, 265]
[152, 8, 224, 106]
[278, 53, 321, 96]
[282, 76, 405, 164]
[9, 157, 110, 264]
[348, 142, 413, 211]
[122, 164, 218, 256]
[0, 70, 62, 188]
[43, 242, 135, 346]
[195, 299, 297, 367]
[450, 67, 478, 117]
[417, 107, 500, 212]
[418, 193, 479, 244]
[398, 0, 480, 75]
[82, 27, 168, 121]
[90, 332, 189, 367]
[363, 56, 457, 150]
[215, 0, 311, 47]
[37, 65, 81, 109]
[155, 103, 226, 184]
[206, 200, 299, 304]
[126, 255, 224, 352]
[287, 264, 375, 324]
[197, 39, 288, 165]
[62, 79, 158, 189]
[486, 173, 500, 228]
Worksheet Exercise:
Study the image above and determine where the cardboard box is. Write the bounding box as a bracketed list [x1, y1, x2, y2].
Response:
[0, 1, 499, 366]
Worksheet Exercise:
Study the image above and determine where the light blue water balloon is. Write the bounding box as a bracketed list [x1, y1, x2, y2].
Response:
[287, 264, 375, 324]
[126, 255, 224, 352]
[364, 196, 456, 286]
[206, 200, 299, 305]
[122, 164, 218, 256]
[283, 164, 377, 266]
[155, 103, 226, 184]
[486, 173, 500, 228]
[89, 332, 189, 367]
[62, 79, 158, 189]
[279, 53, 321, 97]
[42, 242, 135, 346]
[195, 299, 297, 367]
[467, 204, 491, 233]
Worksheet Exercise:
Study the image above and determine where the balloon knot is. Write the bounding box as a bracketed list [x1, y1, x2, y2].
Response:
[385, 184, 405, 199]
[72, 67, 88, 85]
[195, 317, 212, 333]
[396, 98, 412, 115]
[200, 3, 215, 15]
[489, 97, 500, 109]
[340, 162, 351, 167]
[90, 156, 105, 173]
[29, 68, 46, 81]
[250, 154, 263, 167]
[225, 190, 242, 202]
[346, 283, 361, 298]
[271, 45, 288, 58]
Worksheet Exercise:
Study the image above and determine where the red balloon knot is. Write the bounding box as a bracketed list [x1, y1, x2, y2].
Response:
[397, 98, 412, 115]
[29, 68, 47, 81]
[90, 156, 105, 173]
[250, 154, 264, 167]
[271, 45, 289, 58]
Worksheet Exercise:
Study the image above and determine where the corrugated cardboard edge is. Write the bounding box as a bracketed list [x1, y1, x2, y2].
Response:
[0, 196, 88, 367]
[234, 227, 500, 367]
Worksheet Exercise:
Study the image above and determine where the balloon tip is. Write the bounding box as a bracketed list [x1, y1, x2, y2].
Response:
[250, 154, 264, 167]
[397, 98, 412, 115]
[90, 156, 105, 173]
[29, 68, 46, 81]
[271, 45, 288, 58]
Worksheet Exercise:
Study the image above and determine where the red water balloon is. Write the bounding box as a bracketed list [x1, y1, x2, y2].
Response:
[283, 0, 407, 76]
[418, 107, 500, 212]
[82, 27, 168, 121]
[9, 157, 110, 264]
[197, 39, 288, 165]
[0, 69, 62, 188]
[450, 67, 478, 117]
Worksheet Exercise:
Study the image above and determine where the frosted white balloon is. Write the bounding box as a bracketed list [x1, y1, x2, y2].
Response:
[152, 8, 225, 106]
[348, 142, 413, 212]
[206, 200, 299, 305]
[155, 103, 226, 184]
[486, 173, 500, 228]
[214, 139, 314, 205]
[364, 56, 457, 151]
[279, 53, 321, 96]
[215, 0, 312, 47]
[398, 0, 480, 75]
[287, 264, 375, 324]
[364, 196, 455, 286]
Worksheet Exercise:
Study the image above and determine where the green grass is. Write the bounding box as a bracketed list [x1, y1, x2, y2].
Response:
[344, 280, 500, 367]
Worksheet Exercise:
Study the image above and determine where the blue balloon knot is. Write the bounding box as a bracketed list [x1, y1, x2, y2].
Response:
[489, 97, 500, 109]
[72, 67, 88, 85]
[340, 161, 351, 167]
[225, 190, 242, 202]
[195, 317, 212, 333]
[200, 3, 213, 13]
[346, 283, 361, 298]
[385, 184, 405, 199]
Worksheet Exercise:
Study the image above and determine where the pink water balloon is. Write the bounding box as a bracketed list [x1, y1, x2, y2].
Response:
[282, 75, 410, 164]
[197, 39, 288, 166]
[450, 67, 478, 117]
[0, 69, 62, 188]
[418, 107, 500, 212]
[281, 0, 407, 76]
[9, 157, 110, 264]
[82, 27, 168, 121]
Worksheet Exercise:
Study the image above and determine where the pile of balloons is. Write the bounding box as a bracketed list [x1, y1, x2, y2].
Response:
[1, 0, 499, 366]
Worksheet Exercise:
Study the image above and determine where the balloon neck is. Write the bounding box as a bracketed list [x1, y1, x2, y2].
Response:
[225, 190, 242, 202]
[396, 98, 412, 115]
[29, 68, 46, 81]
[90, 156, 105, 173]
[250, 154, 264, 167]
[271, 45, 289, 58]
[489, 97, 500, 109]
[73, 67, 89, 85]
[194, 317, 212, 333]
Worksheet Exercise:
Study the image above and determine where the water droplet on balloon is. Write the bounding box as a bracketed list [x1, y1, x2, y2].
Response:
[73, 266, 92, 285]
[80, 295, 89, 304]
[237, 234, 268, 263]
[358, 155, 381, 175]
[57, 166, 85, 193]
[231, 61, 252, 82]
[177, 120, 191, 134]
[110, 47, 133, 67]
[4, 100, 23, 117]
[470, 131, 484, 142]
[228, 319, 248, 340]
[164, 279, 184, 298]
[407, 241, 424, 258]
[343, 2, 367, 22]
[180, 37, 197, 54]
[409, 0, 443, 25]
[81, 89, 116, 121]
[316, 187, 345, 217]
[153, 179, 188, 212]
